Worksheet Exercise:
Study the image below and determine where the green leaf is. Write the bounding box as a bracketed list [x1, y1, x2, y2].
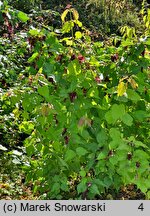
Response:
[109, 140, 119, 148]
[105, 110, 114, 124]
[51, 182, 60, 193]
[109, 155, 118, 165]
[89, 184, 99, 195]
[26, 145, 35, 156]
[58, 157, 68, 169]
[29, 29, 40, 36]
[121, 39, 134, 47]
[109, 128, 121, 140]
[65, 149, 76, 161]
[96, 129, 108, 147]
[111, 104, 125, 119]
[76, 147, 88, 156]
[17, 11, 29, 22]
[105, 104, 126, 124]
[104, 177, 113, 187]
[28, 52, 39, 63]
[61, 182, 69, 192]
[122, 113, 133, 126]
[44, 63, 54, 75]
[146, 191, 150, 199]
[133, 110, 149, 121]
[134, 150, 149, 160]
[79, 170, 86, 177]
[126, 89, 141, 102]
[38, 86, 49, 99]
[134, 141, 148, 149]
[109, 128, 123, 148]
[77, 178, 87, 194]
[97, 152, 107, 160]
[67, 60, 81, 75]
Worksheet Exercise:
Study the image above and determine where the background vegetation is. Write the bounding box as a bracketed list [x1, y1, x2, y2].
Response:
[0, 0, 150, 199]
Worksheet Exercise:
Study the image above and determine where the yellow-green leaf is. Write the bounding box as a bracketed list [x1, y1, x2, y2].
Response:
[75, 20, 82, 27]
[129, 78, 138, 89]
[117, 82, 127, 96]
[75, 31, 82, 39]
[28, 52, 38, 63]
[61, 9, 69, 22]
[62, 21, 74, 33]
[17, 11, 29, 23]
[66, 39, 73, 46]
[72, 8, 79, 20]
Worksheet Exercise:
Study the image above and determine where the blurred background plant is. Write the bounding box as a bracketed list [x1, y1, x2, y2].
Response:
[5, 0, 150, 38]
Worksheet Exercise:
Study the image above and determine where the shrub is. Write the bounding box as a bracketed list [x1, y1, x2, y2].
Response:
[0, 2, 150, 199]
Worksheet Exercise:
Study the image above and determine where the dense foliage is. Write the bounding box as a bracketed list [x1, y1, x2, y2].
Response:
[6, 0, 150, 36]
[0, 0, 150, 199]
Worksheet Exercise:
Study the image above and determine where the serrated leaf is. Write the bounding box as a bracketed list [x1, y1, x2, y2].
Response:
[117, 81, 127, 96]
[44, 63, 54, 75]
[17, 11, 29, 22]
[146, 191, 150, 199]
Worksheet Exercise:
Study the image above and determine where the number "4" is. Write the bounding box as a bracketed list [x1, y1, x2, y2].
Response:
[138, 203, 144, 211]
